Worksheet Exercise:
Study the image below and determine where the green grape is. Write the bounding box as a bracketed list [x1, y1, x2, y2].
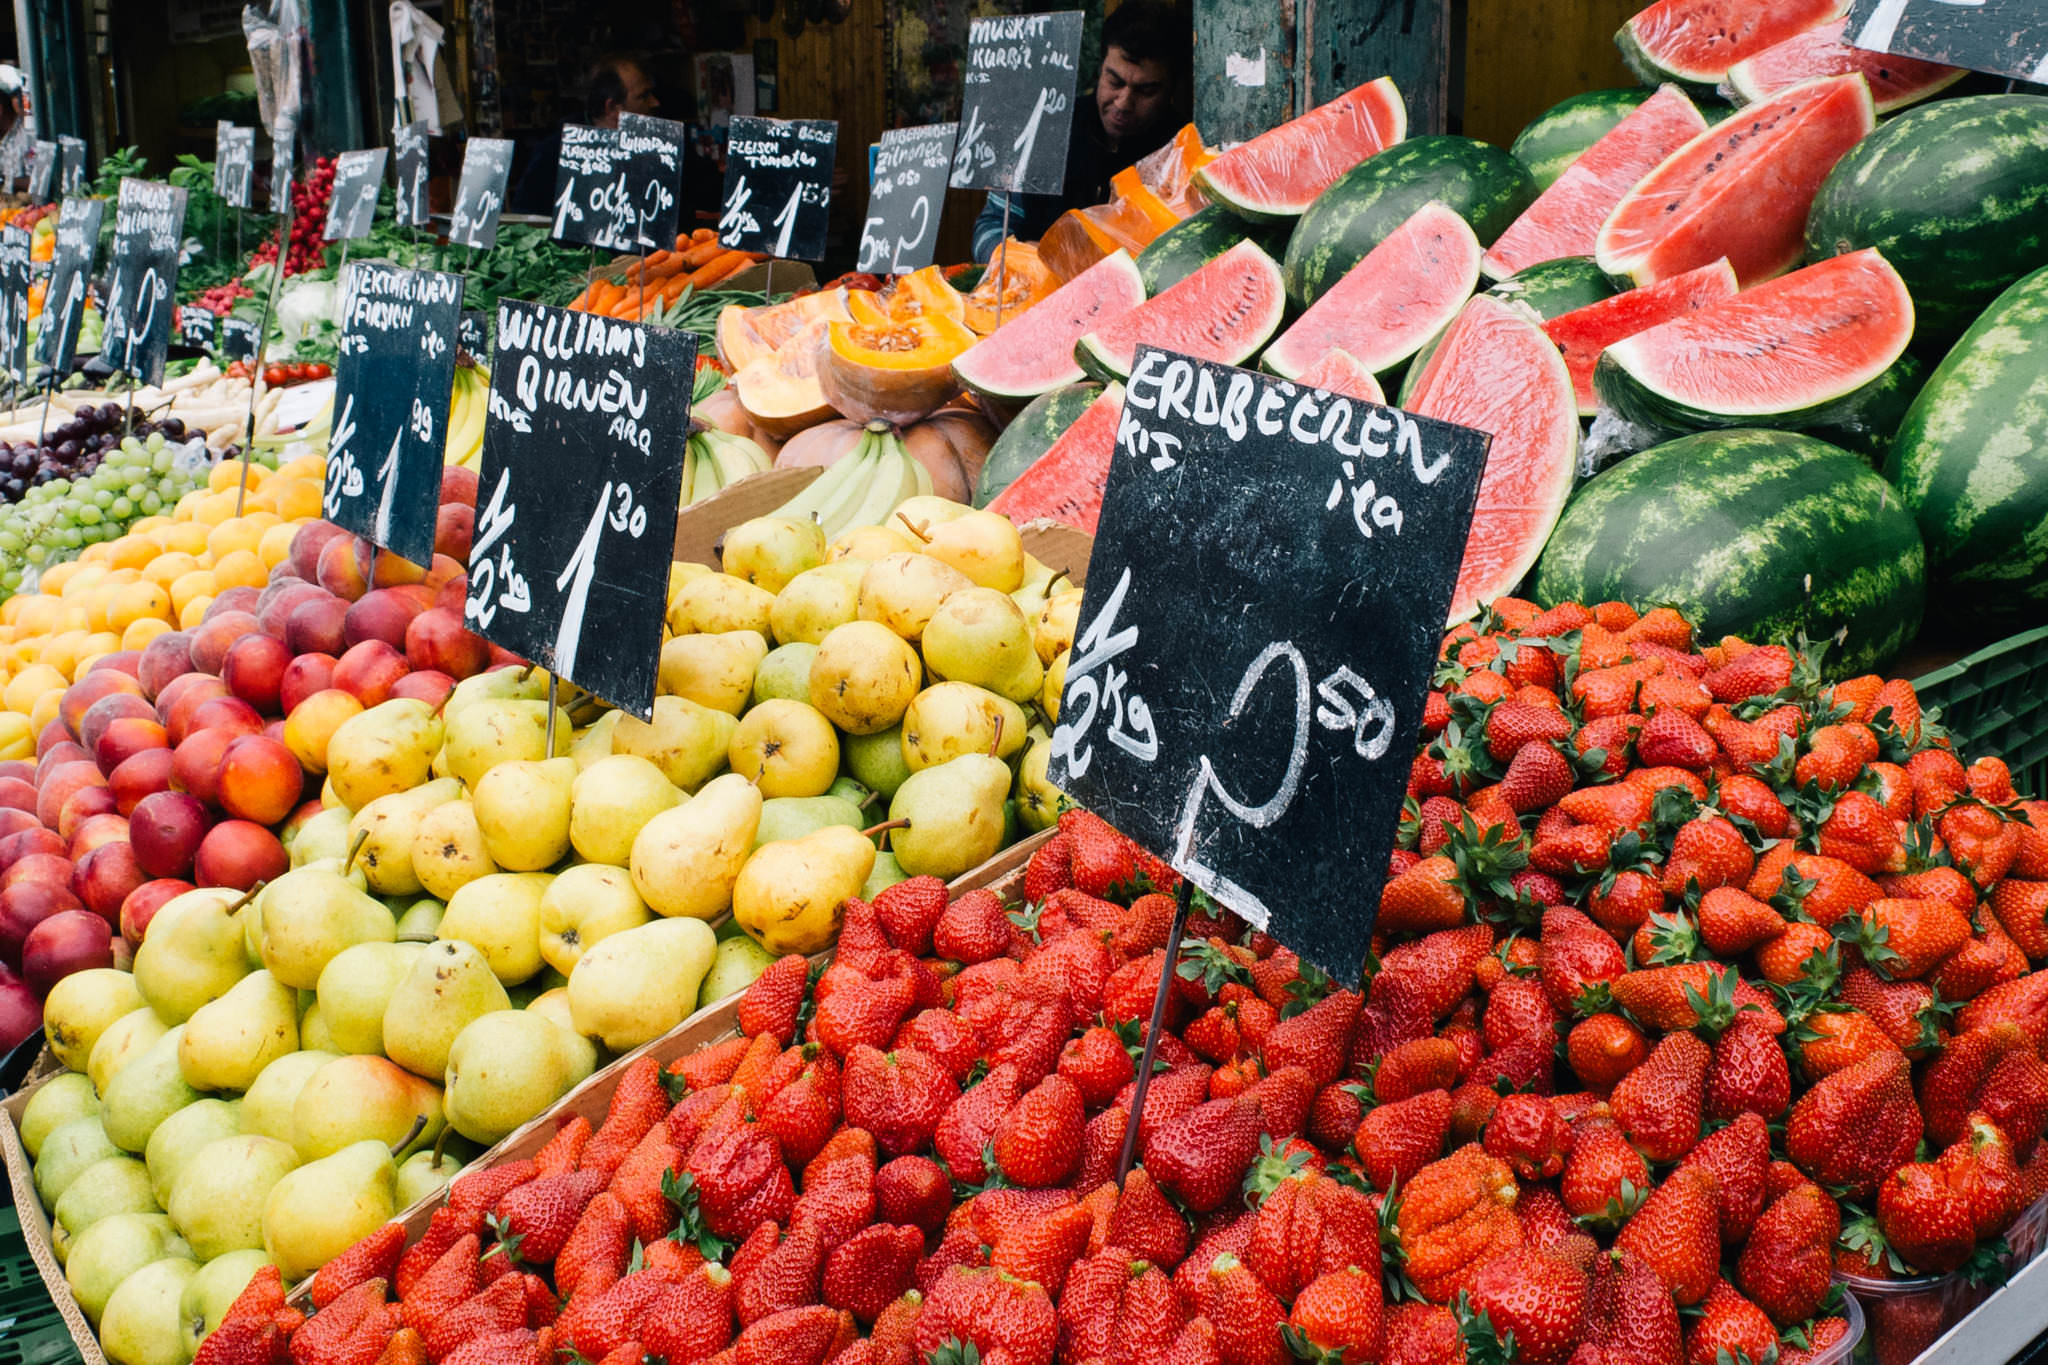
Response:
[24, 544, 44, 565]
[140, 492, 163, 515]
[76, 506, 101, 526]
[109, 497, 132, 519]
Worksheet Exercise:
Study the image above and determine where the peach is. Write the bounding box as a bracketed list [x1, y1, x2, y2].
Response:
[108, 748, 175, 815]
[207, 586, 262, 619]
[282, 689, 362, 775]
[0, 762, 33, 784]
[369, 549, 428, 589]
[68, 813, 130, 862]
[121, 877, 193, 946]
[425, 552, 467, 598]
[217, 735, 303, 826]
[316, 536, 372, 602]
[286, 595, 350, 657]
[74, 841, 146, 926]
[130, 791, 210, 879]
[343, 589, 426, 652]
[87, 651, 143, 679]
[290, 521, 350, 582]
[190, 610, 260, 675]
[0, 829, 64, 870]
[440, 465, 478, 507]
[22, 910, 114, 995]
[255, 581, 330, 639]
[34, 720, 71, 758]
[437, 573, 470, 617]
[0, 809, 36, 842]
[0, 965, 36, 1051]
[193, 820, 288, 890]
[35, 761, 106, 831]
[332, 641, 409, 708]
[0, 881, 82, 970]
[0, 779, 33, 815]
[170, 728, 238, 805]
[159, 676, 233, 745]
[435, 504, 474, 561]
[187, 696, 265, 739]
[36, 742, 92, 787]
[137, 630, 196, 699]
[405, 608, 490, 679]
[95, 716, 170, 777]
[390, 671, 454, 709]
[279, 653, 339, 714]
[222, 634, 294, 715]
[59, 670, 144, 739]
[4, 853, 75, 893]
[58, 785, 119, 841]
[80, 693, 157, 756]
[388, 584, 438, 613]
[279, 802, 325, 844]
[261, 719, 288, 745]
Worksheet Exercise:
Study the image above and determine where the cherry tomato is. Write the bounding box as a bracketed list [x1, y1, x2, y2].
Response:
[264, 365, 287, 386]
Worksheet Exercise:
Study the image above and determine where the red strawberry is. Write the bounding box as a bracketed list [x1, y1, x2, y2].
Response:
[874, 1156, 951, 1236]
[308, 1223, 403, 1309]
[1685, 1280, 1779, 1365]
[422, 1275, 528, 1361]
[1919, 1023, 2048, 1155]
[870, 876, 947, 954]
[1468, 1248, 1588, 1365]
[1482, 1092, 1569, 1181]
[489, 1168, 606, 1265]
[1704, 1016, 1790, 1122]
[400, 1233, 480, 1334]
[935, 1062, 1021, 1185]
[1148, 1095, 1263, 1212]
[1285, 1266, 1383, 1365]
[1260, 989, 1358, 1086]
[843, 1045, 958, 1158]
[1559, 1115, 1650, 1225]
[639, 1263, 737, 1364]
[821, 1222, 923, 1323]
[1058, 1025, 1137, 1108]
[1062, 811, 1139, 896]
[1201, 1254, 1285, 1365]
[1877, 1161, 1976, 1274]
[1785, 1049, 1923, 1199]
[991, 1204, 1093, 1296]
[1610, 1031, 1708, 1164]
[1392, 1145, 1522, 1305]
[1105, 1166, 1191, 1269]
[1023, 833, 1074, 903]
[1735, 1182, 1839, 1326]
[608, 1123, 686, 1245]
[1566, 1013, 1649, 1093]
[812, 975, 916, 1058]
[1938, 1112, 2028, 1241]
[934, 889, 1014, 964]
[1614, 1167, 1719, 1306]
[736, 955, 813, 1045]
[992, 1074, 1085, 1188]
[554, 1271, 672, 1360]
[1353, 1088, 1453, 1195]
[1383, 1303, 1465, 1365]
[285, 1278, 387, 1365]
[1537, 907, 1626, 1014]
[1637, 710, 1714, 770]
[1955, 968, 2048, 1050]
[733, 1306, 859, 1365]
[1674, 1110, 1769, 1246]
[685, 1121, 797, 1242]
[914, 1266, 1059, 1365]
[554, 1192, 632, 1302]
[734, 1222, 824, 1327]
[1575, 1248, 1681, 1365]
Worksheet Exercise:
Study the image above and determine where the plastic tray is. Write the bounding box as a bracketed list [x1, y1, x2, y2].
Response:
[0, 1208, 80, 1365]
[1913, 624, 2048, 798]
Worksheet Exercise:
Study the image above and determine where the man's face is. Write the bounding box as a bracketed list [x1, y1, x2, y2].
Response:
[603, 64, 659, 125]
[1096, 45, 1170, 142]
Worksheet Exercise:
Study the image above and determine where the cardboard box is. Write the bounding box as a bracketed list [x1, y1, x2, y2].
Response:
[2, 1082, 113, 1365]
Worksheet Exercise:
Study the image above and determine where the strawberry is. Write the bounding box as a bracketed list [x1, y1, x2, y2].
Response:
[1064, 809, 1138, 898]
[991, 1204, 1093, 1296]
[554, 1271, 672, 1360]
[1566, 1013, 1649, 1093]
[1841, 897, 1971, 980]
[309, 1223, 403, 1309]
[819, 1222, 922, 1324]
[1609, 962, 1722, 1032]
[685, 1120, 797, 1242]
[1794, 1006, 1903, 1079]
[1242, 1171, 1376, 1302]
[1147, 1093, 1263, 1212]
[1199, 1253, 1286, 1365]
[400, 1233, 479, 1334]
[608, 1123, 686, 1245]
[1779, 1317, 1853, 1365]
[1378, 855, 1468, 935]
[1614, 1166, 1718, 1306]
[914, 1267, 1059, 1365]
[1693, 887, 1784, 957]
[1260, 989, 1359, 1086]
[1393, 1144, 1523, 1304]
[1106, 1167, 1191, 1269]
[1877, 1161, 1975, 1274]
[282, 1278, 386, 1364]
[638, 1264, 737, 1364]
[866, 875, 945, 954]
[1704, 644, 1792, 702]
[934, 888, 1014, 964]
[1575, 1248, 1681, 1365]
[1736, 1182, 1840, 1326]
[1937, 1112, 2028, 1240]
[1919, 1024, 2048, 1153]
[874, 1156, 951, 1235]
[812, 975, 916, 1058]
[553, 1191, 630, 1301]
[1684, 1280, 1778, 1365]
[532, 1113, 591, 1179]
[422, 1275, 527, 1361]
[1482, 1092, 1569, 1181]
[1537, 908, 1626, 1015]
[759, 1052, 843, 1168]
[489, 1168, 606, 1265]
[1636, 710, 1714, 770]
[1309, 1083, 1369, 1152]
[1785, 1049, 1923, 1199]
[1609, 1031, 1708, 1163]
[843, 1045, 957, 1158]
[1704, 1016, 1790, 1121]
[1559, 1115, 1649, 1225]
[1940, 799, 2023, 887]
[445, 1160, 537, 1233]
[736, 955, 813, 1045]
[1383, 1303, 1464, 1365]
[1468, 1249, 1588, 1365]
[1371, 1037, 1461, 1103]
[1840, 967, 1943, 1056]
[733, 1306, 859, 1365]
[1058, 1025, 1137, 1108]
[992, 1074, 1085, 1188]
[935, 1062, 1021, 1185]
[438, 1329, 541, 1365]
[1672, 1110, 1768, 1248]
[191, 1319, 281, 1365]
[734, 1222, 824, 1327]
[1955, 969, 2048, 1051]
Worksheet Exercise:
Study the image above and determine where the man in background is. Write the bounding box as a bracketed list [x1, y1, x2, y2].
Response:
[510, 54, 662, 215]
[0, 66, 32, 193]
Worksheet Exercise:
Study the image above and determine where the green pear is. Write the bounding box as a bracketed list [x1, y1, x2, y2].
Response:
[571, 710, 625, 770]
[862, 850, 908, 899]
[473, 757, 578, 871]
[411, 798, 498, 902]
[167, 1134, 299, 1260]
[769, 561, 867, 646]
[628, 772, 762, 920]
[921, 586, 1043, 702]
[102, 1026, 204, 1153]
[257, 866, 397, 990]
[288, 805, 354, 868]
[316, 942, 426, 1055]
[395, 1148, 466, 1209]
[442, 698, 572, 787]
[65, 1212, 190, 1327]
[731, 825, 876, 956]
[567, 916, 717, 1051]
[179, 970, 298, 1093]
[723, 515, 826, 593]
[659, 629, 769, 714]
[348, 777, 464, 896]
[42, 967, 144, 1073]
[382, 940, 512, 1080]
[438, 872, 552, 984]
[842, 725, 913, 800]
[698, 934, 778, 1010]
[180, 1248, 272, 1356]
[394, 897, 446, 939]
[443, 1011, 596, 1145]
[260, 1137, 401, 1281]
[34, 1116, 122, 1208]
[88, 1006, 172, 1094]
[143, 1097, 241, 1207]
[442, 666, 551, 726]
[299, 1003, 338, 1052]
[19, 1072, 99, 1159]
[611, 695, 738, 792]
[753, 642, 820, 705]
[242, 859, 367, 963]
[1015, 736, 1068, 833]
[291, 1054, 444, 1161]
[132, 888, 252, 1024]
[99, 1253, 199, 1365]
[326, 698, 446, 810]
[55, 1154, 157, 1237]
[809, 620, 923, 735]
[889, 753, 1011, 880]
[238, 1050, 341, 1144]
[754, 794, 865, 848]
[900, 682, 1027, 771]
[538, 864, 652, 976]
[570, 754, 682, 866]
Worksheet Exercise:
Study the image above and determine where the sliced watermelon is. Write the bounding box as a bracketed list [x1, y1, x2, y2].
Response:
[952, 251, 1146, 403]
[985, 384, 1126, 533]
[1404, 295, 1579, 625]
[1481, 86, 1708, 280]
[1074, 241, 1286, 383]
[1617, 0, 1841, 89]
[1726, 17, 1965, 115]
[1543, 259, 1738, 414]
[1292, 350, 1386, 405]
[1195, 77, 1408, 222]
[1262, 202, 1480, 380]
[1595, 73, 1875, 287]
[1594, 248, 1914, 430]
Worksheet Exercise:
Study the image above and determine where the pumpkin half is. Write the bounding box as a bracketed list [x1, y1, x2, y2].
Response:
[817, 312, 976, 428]
[962, 241, 1060, 334]
[846, 265, 966, 328]
[716, 289, 853, 371]
[735, 317, 838, 438]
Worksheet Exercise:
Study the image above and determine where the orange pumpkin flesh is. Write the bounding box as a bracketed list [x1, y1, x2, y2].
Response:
[716, 289, 854, 370]
[735, 317, 838, 438]
[818, 313, 977, 428]
[962, 242, 1060, 334]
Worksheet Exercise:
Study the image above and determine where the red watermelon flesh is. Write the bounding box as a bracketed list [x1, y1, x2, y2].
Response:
[1595, 73, 1875, 287]
[1195, 77, 1408, 220]
[1619, 0, 1841, 85]
[1405, 295, 1579, 625]
[1075, 240, 1287, 383]
[1726, 16, 1965, 115]
[1481, 86, 1709, 280]
[1263, 202, 1480, 379]
[952, 250, 1146, 402]
[985, 383, 1126, 532]
[1542, 258, 1738, 414]
[1292, 350, 1386, 405]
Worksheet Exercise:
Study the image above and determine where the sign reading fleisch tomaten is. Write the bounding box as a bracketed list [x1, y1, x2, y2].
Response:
[718, 116, 837, 261]
[859, 123, 958, 274]
[102, 180, 189, 385]
[35, 199, 102, 374]
[449, 138, 514, 250]
[950, 11, 1083, 194]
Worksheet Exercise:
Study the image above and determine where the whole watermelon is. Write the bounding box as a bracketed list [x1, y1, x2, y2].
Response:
[1806, 95, 2048, 338]
[1485, 256, 1619, 320]
[1284, 136, 1538, 306]
[975, 383, 1102, 507]
[1136, 206, 1291, 295]
[1886, 264, 2048, 633]
[1531, 430, 1925, 675]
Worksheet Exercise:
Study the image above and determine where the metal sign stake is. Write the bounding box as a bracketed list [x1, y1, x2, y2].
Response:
[1114, 878, 1194, 1187]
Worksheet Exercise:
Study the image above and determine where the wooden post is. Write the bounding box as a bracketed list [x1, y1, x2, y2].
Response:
[1302, 0, 1457, 136]
[1193, 0, 1296, 145]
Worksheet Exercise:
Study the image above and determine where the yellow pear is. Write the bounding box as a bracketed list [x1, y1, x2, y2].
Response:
[42, 967, 144, 1073]
[443, 1011, 596, 1145]
[901, 682, 1028, 771]
[699, 934, 779, 1008]
[920, 587, 1044, 702]
[437, 872, 553, 984]
[569, 754, 682, 865]
[856, 552, 972, 642]
[131, 888, 252, 1023]
[671, 572, 776, 635]
[290, 1054, 443, 1161]
[257, 866, 397, 990]
[179, 970, 299, 1092]
[100, 1025, 203, 1153]
[732, 825, 876, 955]
[523, 987, 577, 1036]
[1043, 648, 1068, 722]
[890, 494, 972, 530]
[411, 798, 499, 901]
[54, 1154, 157, 1243]
[539, 864, 652, 975]
[907, 507, 1025, 591]
[441, 665, 550, 726]
[828, 523, 918, 562]
[98, 1254, 199, 1365]
[261, 1137, 400, 1281]
[769, 560, 869, 645]
[34, 1116, 121, 1210]
[567, 916, 717, 1051]
[1035, 587, 1083, 665]
[809, 619, 922, 734]
[316, 942, 427, 1055]
[381, 939, 512, 1079]
[754, 643, 820, 705]
[658, 630, 768, 713]
[88, 1007, 171, 1095]
[442, 697, 573, 787]
[64, 1213, 190, 1327]
[288, 805, 353, 867]
[325, 698, 445, 810]
[889, 753, 1012, 879]
[629, 773, 762, 920]
[19, 1072, 98, 1159]
[728, 699, 841, 798]
[722, 515, 826, 592]
[167, 1134, 299, 1260]
[299, 1003, 338, 1052]
[610, 695, 738, 791]
[238, 1050, 341, 1144]
[347, 777, 464, 896]
[473, 757, 578, 871]
[143, 1098, 241, 1208]
[395, 1149, 465, 1210]
[180, 1250, 273, 1358]
[571, 710, 624, 769]
[1015, 736, 1068, 833]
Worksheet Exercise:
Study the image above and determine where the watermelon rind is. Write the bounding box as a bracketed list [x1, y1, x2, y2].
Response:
[1886, 264, 2048, 632]
[1075, 240, 1286, 384]
[1486, 257, 1621, 320]
[974, 383, 1103, 508]
[1195, 77, 1410, 221]
[1135, 206, 1292, 296]
[1284, 136, 1539, 307]
[951, 251, 1145, 403]
[1546, 259, 1740, 416]
[1805, 94, 2048, 339]
[1532, 430, 1925, 675]
[1614, 0, 1841, 93]
[1800, 352, 1927, 462]
[1510, 89, 1655, 189]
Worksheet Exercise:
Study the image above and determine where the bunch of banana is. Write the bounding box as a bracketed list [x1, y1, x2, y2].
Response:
[682, 426, 775, 506]
[442, 363, 490, 468]
[766, 427, 932, 540]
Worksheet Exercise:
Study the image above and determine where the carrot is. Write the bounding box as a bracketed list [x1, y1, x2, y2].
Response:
[567, 286, 591, 311]
[589, 279, 624, 313]
[638, 250, 675, 278]
[677, 238, 725, 271]
[687, 250, 752, 288]
[656, 273, 694, 305]
[642, 254, 690, 284]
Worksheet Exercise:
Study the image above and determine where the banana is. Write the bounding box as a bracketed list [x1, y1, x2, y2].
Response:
[691, 440, 725, 503]
[909, 448, 934, 499]
[772, 432, 872, 522]
[677, 443, 697, 509]
[814, 445, 885, 538]
[706, 430, 770, 483]
[833, 440, 920, 538]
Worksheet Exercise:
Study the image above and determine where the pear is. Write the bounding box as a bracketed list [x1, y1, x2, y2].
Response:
[729, 699, 841, 798]
[180, 1249, 272, 1357]
[243, 859, 368, 962]
[842, 725, 914, 800]
[442, 697, 573, 786]
[569, 755, 682, 865]
[257, 866, 397, 990]
[395, 897, 446, 938]
[828, 523, 918, 562]
[291, 1053, 443, 1161]
[238, 1050, 341, 1143]
[143, 1097, 241, 1207]
[442, 665, 550, 726]
[856, 552, 972, 642]
[411, 798, 499, 901]
[809, 620, 922, 734]
[891, 495, 972, 530]
[754, 795, 865, 848]
[723, 515, 826, 592]
[179, 970, 299, 1092]
[65, 1213, 190, 1327]
[769, 561, 868, 645]
[698, 934, 778, 1009]
[571, 710, 625, 769]
[524, 986, 577, 1035]
[901, 682, 1028, 771]
[443, 1011, 596, 1145]
[99, 1254, 199, 1365]
[326, 698, 445, 811]
[889, 753, 1011, 880]
[1015, 736, 1068, 833]
[921, 587, 1044, 702]
[863, 849, 908, 899]
[102, 1025, 204, 1153]
[629, 772, 762, 920]
[1042, 648, 1068, 722]
[299, 1004, 339, 1052]
[1036, 587, 1083, 665]
[34, 1116, 122, 1208]
[672, 572, 776, 635]
[261, 1136, 403, 1281]
[167, 1134, 299, 1259]
[316, 942, 427, 1055]
[20, 1072, 99, 1159]
[395, 1147, 466, 1209]
[753, 642, 820, 705]
[42, 967, 145, 1073]
[55, 1154, 157, 1237]
[659, 630, 769, 714]
[348, 777, 464, 896]
[906, 506, 1026, 592]
[132, 888, 252, 1023]
[732, 825, 876, 955]
[611, 695, 738, 792]
[89, 1006, 172, 1094]
[539, 864, 651, 975]
[438, 872, 553, 984]
[288, 805, 354, 867]
[382, 939, 513, 1079]
[567, 916, 717, 1051]
[473, 757, 578, 871]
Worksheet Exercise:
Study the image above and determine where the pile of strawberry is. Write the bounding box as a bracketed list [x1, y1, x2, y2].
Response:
[196, 597, 2048, 1365]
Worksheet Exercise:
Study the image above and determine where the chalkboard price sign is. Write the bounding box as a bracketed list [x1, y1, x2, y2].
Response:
[215, 124, 255, 210]
[393, 122, 430, 228]
[0, 229, 30, 383]
[1848, 0, 2048, 84]
[950, 11, 1083, 194]
[26, 141, 55, 204]
[272, 134, 295, 214]
[458, 310, 488, 359]
[220, 316, 260, 362]
[719, 116, 837, 261]
[180, 307, 218, 351]
[859, 123, 957, 274]
[325, 149, 389, 242]
[58, 138, 85, 197]
[465, 301, 696, 718]
[324, 264, 465, 567]
[550, 126, 651, 252]
[101, 180, 189, 386]
[449, 138, 514, 250]
[1046, 348, 1492, 986]
[618, 113, 687, 250]
[35, 199, 102, 374]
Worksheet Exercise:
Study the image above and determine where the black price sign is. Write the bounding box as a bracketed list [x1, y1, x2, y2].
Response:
[101, 180, 188, 385]
[35, 198, 102, 373]
[618, 113, 687, 250]
[550, 126, 642, 251]
[324, 264, 464, 567]
[220, 316, 260, 361]
[458, 309, 488, 358]
[1046, 348, 1492, 986]
[393, 122, 430, 228]
[465, 301, 696, 718]
[950, 11, 1082, 194]
[449, 138, 513, 250]
[58, 138, 85, 197]
[718, 116, 837, 261]
[0, 229, 30, 382]
[272, 134, 295, 214]
[26, 141, 55, 204]
[859, 123, 956, 274]
[215, 124, 255, 209]
[325, 149, 389, 242]
[1848, 0, 2048, 83]
[180, 307, 218, 351]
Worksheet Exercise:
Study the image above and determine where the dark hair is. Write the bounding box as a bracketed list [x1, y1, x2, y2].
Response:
[583, 55, 641, 121]
[1102, 2, 1187, 75]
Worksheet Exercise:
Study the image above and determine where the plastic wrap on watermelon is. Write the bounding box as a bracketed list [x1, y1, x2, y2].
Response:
[1040, 125, 1217, 279]
[1581, 407, 1679, 481]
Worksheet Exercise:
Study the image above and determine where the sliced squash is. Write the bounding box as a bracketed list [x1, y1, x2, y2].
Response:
[817, 313, 977, 428]
[716, 289, 854, 371]
[962, 241, 1061, 335]
[847, 266, 965, 328]
[735, 317, 838, 438]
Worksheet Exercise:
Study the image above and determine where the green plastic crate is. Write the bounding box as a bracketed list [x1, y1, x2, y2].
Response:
[1914, 624, 2048, 799]
[0, 1207, 82, 1365]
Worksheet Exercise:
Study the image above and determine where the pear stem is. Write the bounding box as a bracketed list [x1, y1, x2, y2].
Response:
[861, 817, 908, 853]
[430, 688, 453, 720]
[391, 1113, 428, 1158]
[431, 1123, 452, 1165]
[344, 828, 370, 874]
[894, 511, 931, 544]
[516, 664, 537, 683]
[988, 714, 1004, 758]
[227, 881, 266, 913]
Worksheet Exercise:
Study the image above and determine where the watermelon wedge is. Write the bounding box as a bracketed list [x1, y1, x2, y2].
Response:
[952, 251, 1146, 403]
[985, 384, 1126, 533]
[1075, 240, 1286, 383]
[1195, 77, 1408, 222]
[1594, 248, 1914, 430]
[1595, 73, 1875, 287]
[1262, 202, 1480, 380]
[1617, 0, 1841, 89]
[1292, 350, 1386, 405]
[1481, 86, 1708, 280]
[1726, 16, 1965, 115]
[1543, 259, 1738, 414]
[1404, 295, 1580, 625]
